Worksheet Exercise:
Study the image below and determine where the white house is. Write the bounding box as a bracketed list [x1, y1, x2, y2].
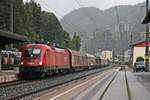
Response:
[101, 50, 113, 61]
[131, 41, 150, 66]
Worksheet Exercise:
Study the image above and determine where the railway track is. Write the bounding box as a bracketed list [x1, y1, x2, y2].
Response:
[0, 65, 115, 100]
[98, 68, 119, 100]
[97, 65, 130, 100]
[0, 80, 28, 88]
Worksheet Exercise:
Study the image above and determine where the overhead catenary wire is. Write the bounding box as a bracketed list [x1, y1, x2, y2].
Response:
[38, 0, 83, 33]
[38, 0, 125, 53]
[40, 0, 105, 35]
[38, 0, 102, 53]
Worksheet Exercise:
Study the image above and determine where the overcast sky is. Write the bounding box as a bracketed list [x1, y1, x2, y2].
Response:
[33, 0, 145, 19]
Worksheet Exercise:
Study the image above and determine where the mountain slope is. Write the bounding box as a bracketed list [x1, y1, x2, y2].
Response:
[61, 2, 146, 54]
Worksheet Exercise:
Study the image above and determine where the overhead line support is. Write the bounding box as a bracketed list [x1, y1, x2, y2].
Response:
[145, 0, 149, 71]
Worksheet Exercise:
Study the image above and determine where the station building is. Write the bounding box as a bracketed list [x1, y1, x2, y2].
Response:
[0, 30, 27, 70]
[130, 41, 150, 66]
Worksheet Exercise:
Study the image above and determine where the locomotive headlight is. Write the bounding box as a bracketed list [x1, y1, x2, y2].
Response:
[39, 61, 43, 65]
[21, 61, 23, 65]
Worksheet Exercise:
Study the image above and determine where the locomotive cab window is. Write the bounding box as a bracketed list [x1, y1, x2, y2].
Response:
[25, 48, 41, 59]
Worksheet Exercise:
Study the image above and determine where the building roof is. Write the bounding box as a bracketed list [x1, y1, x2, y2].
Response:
[142, 10, 150, 24]
[130, 40, 150, 47]
[0, 30, 28, 46]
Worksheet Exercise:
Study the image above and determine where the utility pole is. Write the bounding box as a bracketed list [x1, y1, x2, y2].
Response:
[119, 23, 122, 55]
[130, 33, 133, 44]
[145, 0, 149, 71]
[10, 0, 14, 48]
[93, 32, 96, 54]
[10, 0, 13, 33]
[130, 32, 133, 67]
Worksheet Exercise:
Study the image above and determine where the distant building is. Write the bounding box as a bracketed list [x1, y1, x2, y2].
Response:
[124, 49, 131, 63]
[114, 54, 124, 63]
[130, 41, 150, 66]
[101, 50, 113, 61]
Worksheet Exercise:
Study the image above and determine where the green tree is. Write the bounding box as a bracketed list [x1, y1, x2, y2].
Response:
[30, 0, 42, 34]
[41, 11, 63, 43]
[0, 0, 11, 31]
[24, 0, 42, 37]
[13, 0, 27, 35]
[60, 31, 72, 48]
[71, 32, 81, 50]
[136, 56, 144, 62]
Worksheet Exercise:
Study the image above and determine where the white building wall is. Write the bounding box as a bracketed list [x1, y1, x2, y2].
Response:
[101, 50, 113, 61]
[133, 47, 145, 66]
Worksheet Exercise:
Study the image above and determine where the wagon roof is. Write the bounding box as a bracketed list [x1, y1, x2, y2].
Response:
[54, 47, 67, 53]
[86, 53, 95, 58]
[67, 49, 86, 56]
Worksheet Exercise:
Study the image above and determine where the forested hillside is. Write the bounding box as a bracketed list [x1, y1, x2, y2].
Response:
[0, 0, 80, 50]
[61, 3, 146, 54]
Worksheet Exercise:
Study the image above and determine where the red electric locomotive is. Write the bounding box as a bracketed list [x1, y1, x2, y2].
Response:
[20, 43, 70, 78]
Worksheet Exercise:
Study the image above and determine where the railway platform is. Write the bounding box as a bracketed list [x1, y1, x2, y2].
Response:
[34, 66, 150, 100]
[0, 70, 18, 83]
[100, 68, 150, 100]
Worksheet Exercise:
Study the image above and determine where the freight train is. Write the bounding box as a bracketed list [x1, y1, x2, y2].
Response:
[19, 43, 109, 78]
